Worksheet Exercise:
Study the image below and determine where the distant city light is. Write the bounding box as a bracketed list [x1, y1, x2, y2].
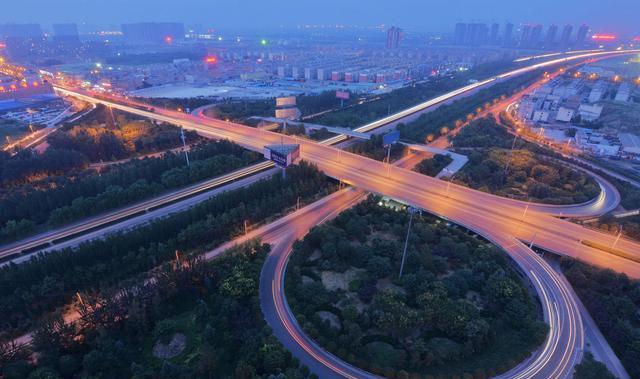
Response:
[591, 34, 617, 41]
[164, 35, 174, 44]
[205, 56, 218, 64]
[261, 39, 268, 46]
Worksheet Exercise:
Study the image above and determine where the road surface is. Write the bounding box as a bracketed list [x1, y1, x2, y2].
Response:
[206, 154, 584, 379]
[0, 161, 276, 262]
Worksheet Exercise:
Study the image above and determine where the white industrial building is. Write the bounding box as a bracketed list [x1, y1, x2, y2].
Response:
[615, 83, 631, 102]
[578, 104, 603, 122]
[555, 107, 575, 122]
[532, 110, 551, 123]
[588, 81, 607, 103]
[619, 133, 640, 157]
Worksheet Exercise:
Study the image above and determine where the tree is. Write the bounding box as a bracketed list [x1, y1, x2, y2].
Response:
[573, 352, 615, 379]
[221, 266, 258, 298]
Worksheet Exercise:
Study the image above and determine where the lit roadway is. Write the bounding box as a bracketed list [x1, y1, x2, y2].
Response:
[53, 49, 640, 378]
[9, 56, 616, 260]
[0, 163, 278, 263]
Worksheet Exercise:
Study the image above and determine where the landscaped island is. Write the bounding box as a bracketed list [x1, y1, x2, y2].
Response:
[286, 197, 547, 378]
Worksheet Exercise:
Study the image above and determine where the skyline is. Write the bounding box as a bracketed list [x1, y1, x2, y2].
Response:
[2, 0, 640, 36]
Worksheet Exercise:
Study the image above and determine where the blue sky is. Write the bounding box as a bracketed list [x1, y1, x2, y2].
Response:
[3, 0, 639, 36]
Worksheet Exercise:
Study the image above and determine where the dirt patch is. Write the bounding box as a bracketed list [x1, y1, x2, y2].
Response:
[340, 293, 368, 313]
[152, 333, 187, 359]
[321, 268, 364, 291]
[308, 249, 322, 262]
[466, 290, 484, 310]
[376, 278, 406, 295]
[302, 275, 315, 284]
[316, 311, 341, 330]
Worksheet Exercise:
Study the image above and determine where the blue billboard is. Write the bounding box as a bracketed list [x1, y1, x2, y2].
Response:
[383, 131, 400, 146]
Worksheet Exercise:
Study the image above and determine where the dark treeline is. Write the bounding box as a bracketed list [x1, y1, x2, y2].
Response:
[0, 162, 334, 337]
[346, 134, 405, 162]
[48, 120, 199, 162]
[415, 154, 454, 177]
[457, 149, 598, 204]
[451, 117, 599, 204]
[451, 117, 515, 149]
[0, 149, 87, 187]
[398, 71, 541, 143]
[139, 97, 212, 112]
[2, 245, 315, 379]
[0, 104, 199, 188]
[0, 141, 260, 243]
[573, 352, 616, 379]
[312, 60, 522, 129]
[562, 258, 640, 378]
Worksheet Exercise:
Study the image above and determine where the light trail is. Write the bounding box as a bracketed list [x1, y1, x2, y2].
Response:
[51, 49, 640, 379]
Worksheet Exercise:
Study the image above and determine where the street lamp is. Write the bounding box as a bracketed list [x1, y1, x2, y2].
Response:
[612, 225, 623, 250]
[399, 206, 420, 279]
[180, 127, 190, 167]
[503, 128, 521, 178]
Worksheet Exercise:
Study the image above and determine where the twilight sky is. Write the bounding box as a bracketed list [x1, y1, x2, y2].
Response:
[2, 0, 639, 36]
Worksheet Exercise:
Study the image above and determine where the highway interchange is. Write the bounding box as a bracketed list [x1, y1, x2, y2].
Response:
[19, 48, 640, 378]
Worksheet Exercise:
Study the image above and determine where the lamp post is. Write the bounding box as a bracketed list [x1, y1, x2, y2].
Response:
[612, 225, 623, 250]
[180, 127, 190, 167]
[399, 206, 420, 279]
[503, 128, 521, 178]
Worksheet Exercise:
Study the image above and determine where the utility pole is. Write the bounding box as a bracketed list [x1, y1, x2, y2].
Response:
[180, 127, 190, 167]
[386, 144, 392, 178]
[503, 130, 520, 178]
[522, 199, 531, 221]
[399, 207, 419, 279]
[529, 232, 537, 249]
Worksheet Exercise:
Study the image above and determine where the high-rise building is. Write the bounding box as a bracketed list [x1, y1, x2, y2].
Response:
[0, 23, 42, 39]
[386, 26, 403, 49]
[576, 24, 589, 47]
[0, 23, 45, 59]
[520, 24, 533, 47]
[490, 23, 500, 45]
[530, 24, 543, 48]
[559, 24, 573, 48]
[52, 23, 81, 50]
[476, 23, 489, 45]
[453, 22, 490, 46]
[545, 24, 558, 48]
[465, 23, 489, 46]
[503, 22, 514, 47]
[454, 23, 467, 45]
[520, 24, 543, 48]
[121, 22, 185, 45]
